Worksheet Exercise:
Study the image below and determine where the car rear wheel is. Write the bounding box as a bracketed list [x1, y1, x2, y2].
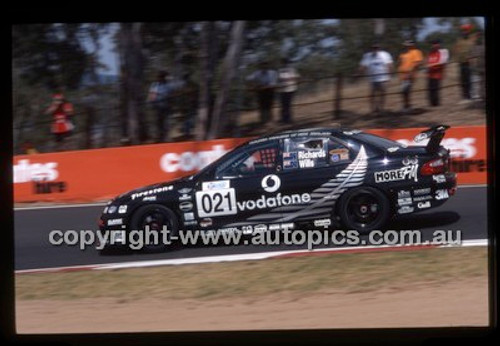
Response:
[338, 187, 390, 233]
[130, 204, 179, 252]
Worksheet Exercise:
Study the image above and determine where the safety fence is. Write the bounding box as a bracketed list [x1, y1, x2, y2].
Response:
[13, 125, 487, 203]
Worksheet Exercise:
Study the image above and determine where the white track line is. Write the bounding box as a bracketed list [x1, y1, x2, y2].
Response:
[15, 239, 488, 274]
[14, 202, 107, 211]
[458, 184, 487, 188]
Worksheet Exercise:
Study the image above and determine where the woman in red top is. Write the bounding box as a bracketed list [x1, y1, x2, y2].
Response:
[45, 93, 75, 149]
[426, 39, 449, 107]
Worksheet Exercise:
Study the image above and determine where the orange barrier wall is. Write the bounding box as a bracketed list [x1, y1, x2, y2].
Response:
[13, 126, 486, 202]
[13, 138, 249, 203]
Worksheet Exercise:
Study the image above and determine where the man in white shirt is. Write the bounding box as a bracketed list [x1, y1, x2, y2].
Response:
[278, 58, 300, 124]
[359, 43, 394, 114]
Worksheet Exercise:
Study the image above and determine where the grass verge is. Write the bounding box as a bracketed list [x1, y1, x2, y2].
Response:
[16, 247, 487, 302]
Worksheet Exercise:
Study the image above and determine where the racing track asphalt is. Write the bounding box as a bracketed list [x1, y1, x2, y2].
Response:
[14, 186, 488, 271]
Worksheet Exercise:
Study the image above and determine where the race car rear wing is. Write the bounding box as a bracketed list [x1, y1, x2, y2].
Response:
[414, 125, 450, 153]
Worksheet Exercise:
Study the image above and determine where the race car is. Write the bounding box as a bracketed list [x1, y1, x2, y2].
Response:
[98, 125, 456, 249]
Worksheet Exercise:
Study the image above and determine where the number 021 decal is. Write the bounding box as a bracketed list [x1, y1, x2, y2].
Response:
[195, 188, 237, 217]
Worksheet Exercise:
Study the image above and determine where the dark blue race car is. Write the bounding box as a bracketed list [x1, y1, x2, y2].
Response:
[98, 125, 457, 249]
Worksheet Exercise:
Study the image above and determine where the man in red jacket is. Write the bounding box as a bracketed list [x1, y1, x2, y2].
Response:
[45, 93, 75, 151]
[426, 39, 449, 107]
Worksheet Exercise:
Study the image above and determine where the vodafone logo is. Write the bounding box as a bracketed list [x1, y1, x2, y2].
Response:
[261, 174, 281, 193]
[159, 145, 228, 173]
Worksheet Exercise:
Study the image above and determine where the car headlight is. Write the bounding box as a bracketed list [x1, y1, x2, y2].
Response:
[108, 205, 117, 214]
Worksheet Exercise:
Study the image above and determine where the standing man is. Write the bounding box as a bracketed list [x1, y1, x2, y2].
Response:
[426, 39, 449, 107]
[453, 23, 476, 103]
[277, 58, 300, 124]
[359, 43, 394, 115]
[397, 40, 424, 113]
[246, 61, 278, 124]
[179, 72, 199, 137]
[45, 93, 75, 151]
[147, 70, 173, 142]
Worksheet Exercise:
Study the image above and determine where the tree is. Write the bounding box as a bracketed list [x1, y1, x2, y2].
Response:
[12, 23, 94, 152]
[334, 18, 425, 76]
[207, 21, 246, 139]
[194, 22, 214, 141]
[118, 23, 146, 145]
[12, 24, 90, 91]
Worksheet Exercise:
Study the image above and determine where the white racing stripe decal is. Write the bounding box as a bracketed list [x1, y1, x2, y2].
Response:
[15, 239, 488, 274]
[229, 146, 368, 226]
[276, 145, 368, 222]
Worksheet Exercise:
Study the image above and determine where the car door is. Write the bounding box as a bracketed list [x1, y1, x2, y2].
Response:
[192, 140, 282, 232]
[276, 136, 355, 225]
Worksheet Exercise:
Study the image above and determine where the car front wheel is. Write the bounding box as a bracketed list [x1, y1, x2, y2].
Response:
[129, 204, 179, 252]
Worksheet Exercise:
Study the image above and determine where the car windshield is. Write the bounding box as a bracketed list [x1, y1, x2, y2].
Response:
[189, 140, 252, 180]
[354, 133, 405, 150]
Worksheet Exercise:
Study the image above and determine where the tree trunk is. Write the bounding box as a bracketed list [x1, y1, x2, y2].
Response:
[207, 21, 246, 140]
[119, 23, 145, 145]
[118, 24, 130, 143]
[194, 22, 215, 141]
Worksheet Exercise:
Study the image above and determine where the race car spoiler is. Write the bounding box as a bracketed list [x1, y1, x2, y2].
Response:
[414, 125, 450, 153]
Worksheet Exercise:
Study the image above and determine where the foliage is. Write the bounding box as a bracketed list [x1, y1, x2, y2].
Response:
[12, 18, 483, 153]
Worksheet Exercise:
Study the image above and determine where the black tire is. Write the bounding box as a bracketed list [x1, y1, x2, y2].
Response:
[337, 187, 390, 233]
[129, 204, 179, 252]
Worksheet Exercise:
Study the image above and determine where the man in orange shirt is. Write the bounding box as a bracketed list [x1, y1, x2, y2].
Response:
[398, 40, 423, 113]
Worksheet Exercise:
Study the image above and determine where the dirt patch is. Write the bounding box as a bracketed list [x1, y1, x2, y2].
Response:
[16, 278, 488, 333]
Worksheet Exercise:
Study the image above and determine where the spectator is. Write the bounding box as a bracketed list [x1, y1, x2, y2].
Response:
[44, 93, 74, 151]
[277, 58, 300, 124]
[147, 70, 174, 142]
[246, 61, 278, 124]
[179, 72, 199, 137]
[470, 31, 485, 102]
[397, 40, 423, 113]
[426, 39, 449, 107]
[453, 23, 476, 103]
[359, 43, 394, 115]
[21, 141, 38, 155]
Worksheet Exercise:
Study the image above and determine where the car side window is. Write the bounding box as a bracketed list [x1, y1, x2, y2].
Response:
[215, 142, 278, 178]
[327, 137, 352, 164]
[283, 137, 329, 170]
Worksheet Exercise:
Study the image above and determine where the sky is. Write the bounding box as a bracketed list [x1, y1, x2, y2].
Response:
[96, 18, 485, 76]
[97, 23, 119, 75]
